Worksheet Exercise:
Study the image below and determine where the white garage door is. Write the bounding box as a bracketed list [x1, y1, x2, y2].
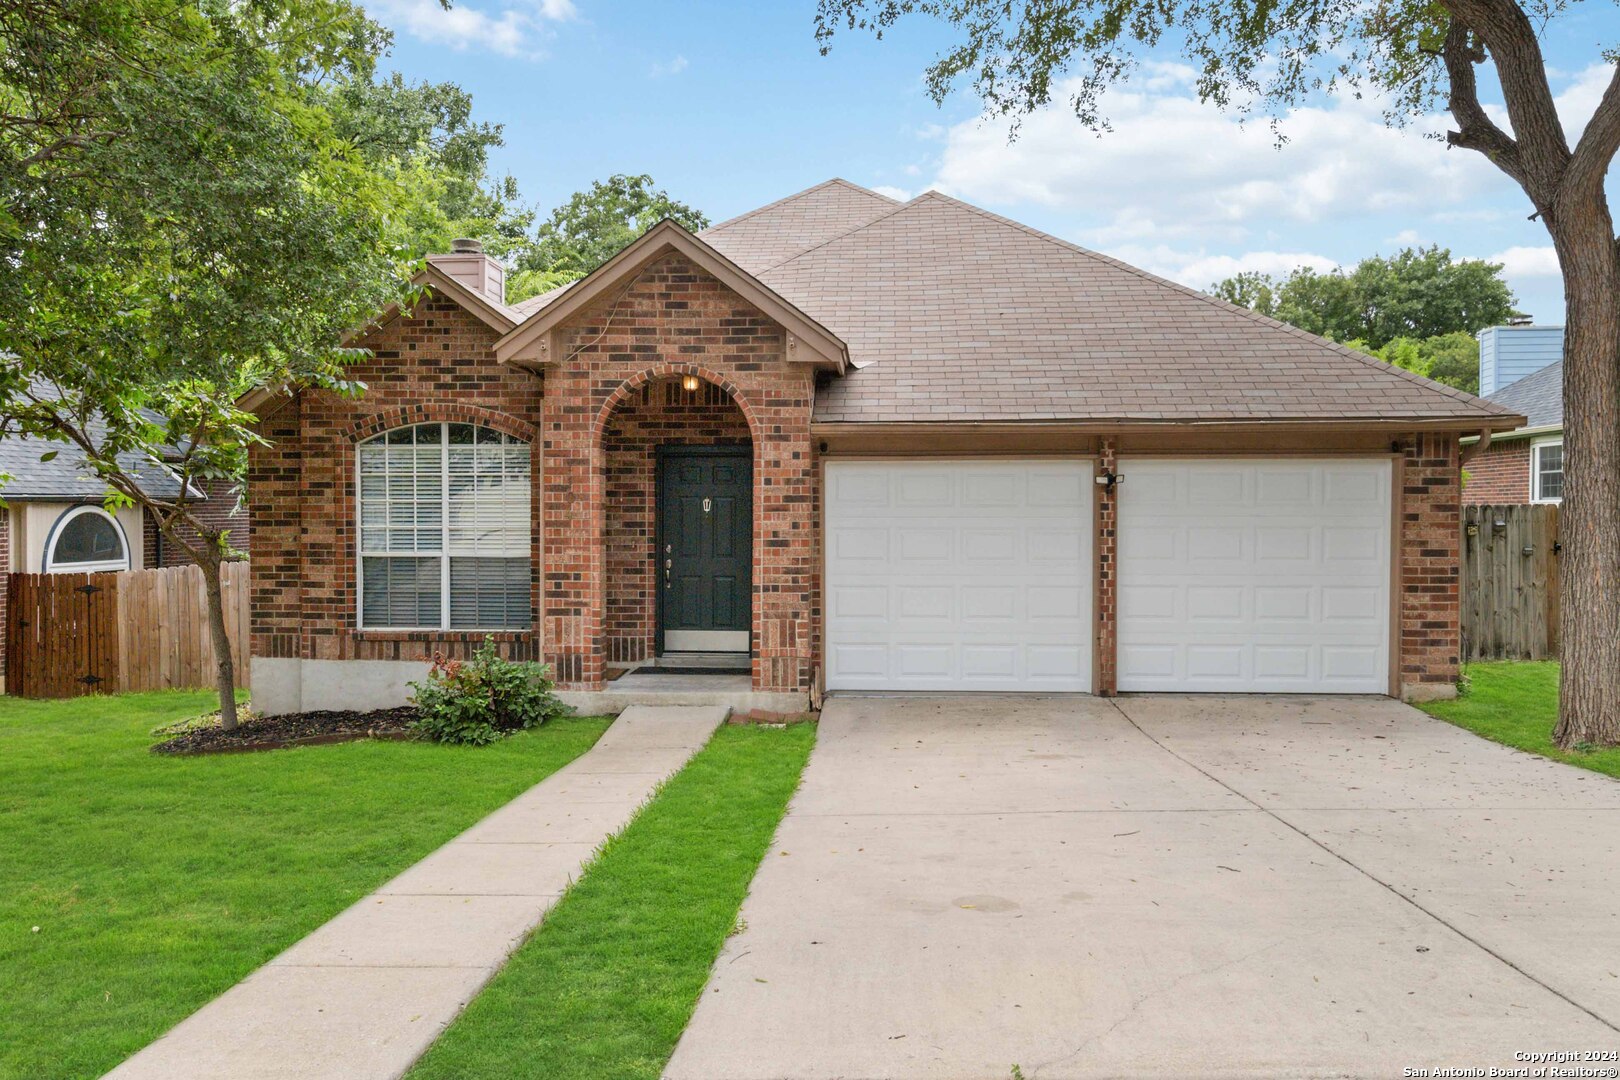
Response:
[824, 460, 1093, 691]
[1116, 458, 1392, 693]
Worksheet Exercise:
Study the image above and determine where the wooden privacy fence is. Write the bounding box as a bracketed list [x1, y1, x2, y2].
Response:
[5, 562, 250, 698]
[1460, 504, 1560, 662]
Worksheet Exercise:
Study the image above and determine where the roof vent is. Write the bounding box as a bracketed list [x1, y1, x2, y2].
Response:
[450, 238, 484, 255]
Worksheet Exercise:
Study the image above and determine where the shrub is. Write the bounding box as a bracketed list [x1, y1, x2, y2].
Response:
[410, 639, 569, 745]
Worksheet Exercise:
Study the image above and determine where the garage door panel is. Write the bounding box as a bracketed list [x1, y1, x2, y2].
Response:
[1118, 459, 1390, 694]
[825, 461, 1092, 692]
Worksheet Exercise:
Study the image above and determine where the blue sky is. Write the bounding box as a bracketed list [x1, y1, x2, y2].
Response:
[374, 0, 1620, 323]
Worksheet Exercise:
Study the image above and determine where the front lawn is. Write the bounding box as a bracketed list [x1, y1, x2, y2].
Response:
[0, 691, 610, 1080]
[407, 722, 816, 1080]
[1418, 661, 1620, 780]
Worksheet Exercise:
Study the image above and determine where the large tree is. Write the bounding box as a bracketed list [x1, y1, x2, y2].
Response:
[1211, 247, 1521, 349]
[817, 0, 1620, 747]
[327, 72, 534, 263]
[508, 173, 708, 301]
[0, 0, 415, 728]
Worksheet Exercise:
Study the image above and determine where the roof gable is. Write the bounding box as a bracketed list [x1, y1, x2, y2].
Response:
[493, 220, 849, 372]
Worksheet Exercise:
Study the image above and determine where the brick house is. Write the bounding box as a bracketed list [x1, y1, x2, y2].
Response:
[1463, 357, 1563, 504]
[243, 181, 1524, 714]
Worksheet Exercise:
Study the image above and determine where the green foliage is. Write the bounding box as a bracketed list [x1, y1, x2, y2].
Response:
[1211, 248, 1520, 351]
[1420, 662, 1620, 780]
[0, 690, 609, 1079]
[816, 0, 1472, 130]
[410, 638, 568, 746]
[326, 72, 535, 262]
[1340, 331, 1481, 394]
[406, 723, 816, 1080]
[509, 173, 708, 301]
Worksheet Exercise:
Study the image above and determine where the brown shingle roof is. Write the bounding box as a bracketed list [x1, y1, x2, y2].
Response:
[700, 178, 902, 271]
[504, 180, 1517, 426]
[505, 180, 897, 319]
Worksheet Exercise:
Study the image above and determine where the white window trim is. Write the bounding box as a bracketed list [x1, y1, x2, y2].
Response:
[43, 505, 131, 573]
[1531, 435, 1564, 504]
[355, 422, 531, 632]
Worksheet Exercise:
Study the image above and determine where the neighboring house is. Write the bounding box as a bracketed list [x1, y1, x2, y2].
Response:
[243, 181, 1523, 715]
[1464, 327, 1564, 504]
[0, 410, 247, 689]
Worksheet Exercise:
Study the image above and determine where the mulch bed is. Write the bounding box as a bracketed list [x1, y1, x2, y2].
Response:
[152, 706, 422, 755]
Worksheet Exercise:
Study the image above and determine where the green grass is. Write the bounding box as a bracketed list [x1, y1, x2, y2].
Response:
[407, 722, 816, 1080]
[0, 691, 611, 1080]
[1418, 661, 1620, 779]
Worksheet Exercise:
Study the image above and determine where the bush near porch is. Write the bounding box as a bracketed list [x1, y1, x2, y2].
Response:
[1418, 661, 1620, 779]
[0, 691, 610, 1080]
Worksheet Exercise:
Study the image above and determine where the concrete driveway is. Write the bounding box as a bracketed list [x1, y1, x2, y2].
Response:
[665, 695, 1620, 1080]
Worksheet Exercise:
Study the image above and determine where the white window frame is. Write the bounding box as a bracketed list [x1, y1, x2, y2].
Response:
[1531, 436, 1565, 504]
[355, 422, 531, 631]
[43, 505, 131, 573]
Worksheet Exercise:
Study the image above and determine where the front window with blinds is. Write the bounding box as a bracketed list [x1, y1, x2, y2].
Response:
[357, 423, 531, 629]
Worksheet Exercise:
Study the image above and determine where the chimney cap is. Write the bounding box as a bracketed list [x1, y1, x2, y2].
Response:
[450, 237, 484, 254]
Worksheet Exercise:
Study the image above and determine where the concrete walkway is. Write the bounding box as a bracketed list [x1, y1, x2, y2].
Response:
[666, 694, 1620, 1080]
[107, 705, 725, 1080]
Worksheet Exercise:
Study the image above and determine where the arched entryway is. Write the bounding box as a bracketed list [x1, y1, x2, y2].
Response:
[600, 372, 755, 668]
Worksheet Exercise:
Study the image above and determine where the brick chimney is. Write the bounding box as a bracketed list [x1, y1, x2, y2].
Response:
[428, 238, 506, 307]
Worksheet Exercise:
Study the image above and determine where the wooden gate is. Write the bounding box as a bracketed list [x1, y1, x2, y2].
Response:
[5, 572, 121, 697]
[4, 563, 250, 698]
[1460, 504, 1561, 661]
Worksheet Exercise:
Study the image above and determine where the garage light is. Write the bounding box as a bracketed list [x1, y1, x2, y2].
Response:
[681, 374, 701, 393]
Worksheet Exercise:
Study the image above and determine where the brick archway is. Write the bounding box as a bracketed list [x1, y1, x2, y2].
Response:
[536, 249, 821, 696]
[597, 369, 758, 671]
[592, 363, 763, 445]
[345, 402, 537, 444]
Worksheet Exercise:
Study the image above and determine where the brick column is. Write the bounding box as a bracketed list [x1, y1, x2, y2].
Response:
[541, 366, 607, 690]
[1398, 433, 1462, 700]
[1095, 438, 1118, 696]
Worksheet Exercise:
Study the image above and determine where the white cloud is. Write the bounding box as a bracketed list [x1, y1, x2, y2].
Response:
[1556, 64, 1616, 144]
[371, 0, 574, 58]
[871, 185, 914, 202]
[649, 55, 689, 78]
[1385, 229, 1422, 247]
[927, 71, 1509, 246]
[1107, 244, 1338, 290]
[1487, 245, 1561, 278]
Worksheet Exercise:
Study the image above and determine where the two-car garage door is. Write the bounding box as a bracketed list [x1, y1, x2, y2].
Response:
[824, 458, 1392, 694]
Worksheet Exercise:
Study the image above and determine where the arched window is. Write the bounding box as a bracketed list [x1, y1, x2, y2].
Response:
[45, 506, 130, 573]
[357, 422, 531, 629]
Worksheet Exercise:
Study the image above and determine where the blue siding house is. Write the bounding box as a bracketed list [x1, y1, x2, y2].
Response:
[1477, 324, 1564, 394]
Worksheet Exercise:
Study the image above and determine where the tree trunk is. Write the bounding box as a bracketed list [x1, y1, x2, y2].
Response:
[198, 550, 241, 732]
[1550, 216, 1620, 747]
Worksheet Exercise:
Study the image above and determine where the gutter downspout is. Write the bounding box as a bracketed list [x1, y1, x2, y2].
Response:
[1458, 427, 1493, 467]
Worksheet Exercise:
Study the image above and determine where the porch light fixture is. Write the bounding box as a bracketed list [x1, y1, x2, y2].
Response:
[681, 374, 700, 393]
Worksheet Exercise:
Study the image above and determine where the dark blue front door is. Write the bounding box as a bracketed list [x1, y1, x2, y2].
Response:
[658, 448, 752, 652]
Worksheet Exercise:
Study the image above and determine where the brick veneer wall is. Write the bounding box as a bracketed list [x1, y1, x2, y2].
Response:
[1095, 438, 1118, 695]
[603, 378, 751, 665]
[540, 252, 819, 693]
[1462, 437, 1533, 504]
[152, 478, 249, 567]
[248, 291, 543, 666]
[1398, 433, 1462, 695]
